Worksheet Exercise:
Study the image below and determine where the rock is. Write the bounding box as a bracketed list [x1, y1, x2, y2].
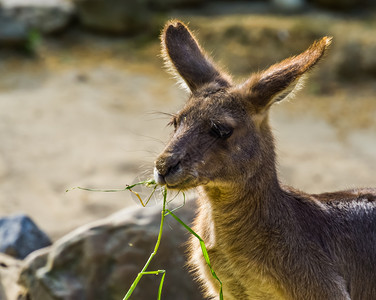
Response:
[0, 214, 52, 259]
[308, 0, 364, 10]
[336, 42, 363, 80]
[19, 199, 204, 300]
[336, 40, 376, 80]
[0, 14, 29, 46]
[272, 0, 306, 12]
[74, 0, 206, 35]
[17, 248, 51, 300]
[150, 0, 205, 10]
[0, 253, 26, 300]
[0, 0, 74, 35]
[75, 0, 153, 34]
[362, 43, 376, 77]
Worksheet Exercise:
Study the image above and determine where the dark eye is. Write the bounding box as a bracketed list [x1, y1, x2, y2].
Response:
[210, 122, 233, 140]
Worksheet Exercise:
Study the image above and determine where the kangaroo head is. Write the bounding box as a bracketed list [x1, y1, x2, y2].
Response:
[154, 20, 331, 191]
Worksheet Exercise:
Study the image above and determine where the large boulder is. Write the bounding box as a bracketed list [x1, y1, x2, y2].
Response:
[0, 214, 51, 259]
[0, 0, 74, 35]
[336, 40, 376, 80]
[272, 0, 306, 12]
[74, 0, 153, 34]
[19, 199, 204, 300]
[308, 0, 369, 10]
[0, 253, 26, 300]
[0, 14, 29, 46]
[150, 0, 204, 10]
[74, 0, 205, 34]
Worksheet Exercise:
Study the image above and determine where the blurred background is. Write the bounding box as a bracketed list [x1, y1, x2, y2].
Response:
[0, 0, 376, 241]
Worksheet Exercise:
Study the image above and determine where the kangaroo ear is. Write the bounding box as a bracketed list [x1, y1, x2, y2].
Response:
[161, 20, 231, 92]
[244, 36, 332, 111]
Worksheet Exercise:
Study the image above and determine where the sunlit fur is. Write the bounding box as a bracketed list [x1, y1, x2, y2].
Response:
[155, 20, 376, 300]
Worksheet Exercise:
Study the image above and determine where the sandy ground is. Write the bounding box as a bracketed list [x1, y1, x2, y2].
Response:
[0, 25, 375, 240]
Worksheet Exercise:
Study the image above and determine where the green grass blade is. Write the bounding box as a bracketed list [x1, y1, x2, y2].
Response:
[66, 179, 156, 193]
[166, 209, 223, 300]
[123, 188, 167, 299]
[157, 271, 166, 300]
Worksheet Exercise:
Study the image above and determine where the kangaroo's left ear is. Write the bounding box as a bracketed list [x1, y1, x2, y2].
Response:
[161, 20, 231, 92]
[243, 36, 332, 111]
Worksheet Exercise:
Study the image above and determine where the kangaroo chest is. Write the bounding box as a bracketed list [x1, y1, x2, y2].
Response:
[189, 211, 289, 300]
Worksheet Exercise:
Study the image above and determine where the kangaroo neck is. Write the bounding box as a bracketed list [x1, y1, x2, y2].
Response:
[198, 164, 284, 230]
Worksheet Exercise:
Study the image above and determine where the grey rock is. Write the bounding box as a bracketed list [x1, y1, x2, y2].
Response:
[75, 0, 153, 34]
[0, 14, 29, 46]
[150, 0, 204, 10]
[309, 0, 365, 10]
[336, 40, 376, 80]
[74, 0, 205, 34]
[362, 43, 376, 77]
[272, 0, 306, 12]
[336, 42, 362, 80]
[0, 253, 26, 300]
[17, 248, 52, 300]
[19, 199, 204, 300]
[0, 214, 51, 259]
[0, 0, 74, 35]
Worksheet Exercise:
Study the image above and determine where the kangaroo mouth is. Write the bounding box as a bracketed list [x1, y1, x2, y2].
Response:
[165, 177, 196, 190]
[154, 167, 197, 190]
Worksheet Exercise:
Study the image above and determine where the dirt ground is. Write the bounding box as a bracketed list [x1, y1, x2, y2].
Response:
[0, 13, 375, 240]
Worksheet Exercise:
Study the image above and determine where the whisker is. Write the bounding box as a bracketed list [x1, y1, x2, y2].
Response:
[147, 110, 177, 118]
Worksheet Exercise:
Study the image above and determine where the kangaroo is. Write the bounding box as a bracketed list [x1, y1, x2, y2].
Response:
[154, 20, 376, 300]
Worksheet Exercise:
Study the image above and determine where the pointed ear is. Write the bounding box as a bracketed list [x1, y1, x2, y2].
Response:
[244, 36, 332, 111]
[161, 20, 231, 92]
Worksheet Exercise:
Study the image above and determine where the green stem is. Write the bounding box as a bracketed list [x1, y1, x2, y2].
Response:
[66, 179, 156, 193]
[157, 271, 166, 300]
[123, 188, 167, 300]
[166, 209, 223, 300]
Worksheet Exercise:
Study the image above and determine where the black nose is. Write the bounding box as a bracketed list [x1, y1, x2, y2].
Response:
[154, 161, 181, 185]
[154, 168, 166, 185]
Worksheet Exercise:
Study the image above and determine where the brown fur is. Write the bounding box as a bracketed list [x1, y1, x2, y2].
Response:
[154, 20, 376, 300]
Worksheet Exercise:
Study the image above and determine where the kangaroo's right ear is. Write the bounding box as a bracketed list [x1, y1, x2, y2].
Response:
[242, 36, 332, 112]
[161, 20, 231, 92]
